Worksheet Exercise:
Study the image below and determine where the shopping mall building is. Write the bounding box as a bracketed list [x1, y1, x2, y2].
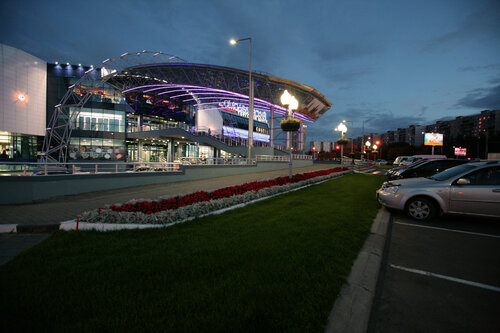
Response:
[0, 43, 331, 163]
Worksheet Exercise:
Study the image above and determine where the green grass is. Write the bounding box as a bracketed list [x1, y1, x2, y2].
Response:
[0, 174, 384, 332]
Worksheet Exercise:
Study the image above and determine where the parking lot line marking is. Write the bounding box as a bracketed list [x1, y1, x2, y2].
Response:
[394, 221, 500, 239]
[390, 264, 500, 293]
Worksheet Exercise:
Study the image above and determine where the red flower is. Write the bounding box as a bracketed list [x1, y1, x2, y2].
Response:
[106, 168, 347, 213]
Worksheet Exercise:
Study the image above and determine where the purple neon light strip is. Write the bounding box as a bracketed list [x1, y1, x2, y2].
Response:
[192, 99, 291, 118]
[121, 84, 311, 121]
[124, 83, 288, 110]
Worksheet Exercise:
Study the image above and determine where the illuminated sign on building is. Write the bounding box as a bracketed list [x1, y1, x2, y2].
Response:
[424, 133, 443, 146]
[222, 126, 270, 143]
[218, 100, 268, 124]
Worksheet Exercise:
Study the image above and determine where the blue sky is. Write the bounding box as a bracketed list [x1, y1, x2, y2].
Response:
[1, 0, 499, 142]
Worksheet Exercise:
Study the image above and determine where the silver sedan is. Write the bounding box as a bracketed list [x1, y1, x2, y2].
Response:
[377, 161, 500, 220]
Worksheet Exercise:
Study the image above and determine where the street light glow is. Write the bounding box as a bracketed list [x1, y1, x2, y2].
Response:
[280, 89, 298, 112]
[229, 39, 237, 45]
[336, 122, 347, 135]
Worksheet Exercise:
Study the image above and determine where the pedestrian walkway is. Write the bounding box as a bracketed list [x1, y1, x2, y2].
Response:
[0, 233, 51, 265]
[0, 164, 342, 227]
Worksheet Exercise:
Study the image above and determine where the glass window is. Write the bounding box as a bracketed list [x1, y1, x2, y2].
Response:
[464, 167, 500, 185]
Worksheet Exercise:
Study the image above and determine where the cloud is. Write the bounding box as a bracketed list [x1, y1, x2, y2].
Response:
[455, 84, 500, 109]
[313, 42, 382, 62]
[423, 2, 500, 52]
[460, 63, 500, 72]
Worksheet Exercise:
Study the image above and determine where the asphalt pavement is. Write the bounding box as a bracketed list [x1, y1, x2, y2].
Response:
[369, 212, 500, 333]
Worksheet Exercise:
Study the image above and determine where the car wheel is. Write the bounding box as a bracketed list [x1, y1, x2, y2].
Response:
[406, 197, 435, 221]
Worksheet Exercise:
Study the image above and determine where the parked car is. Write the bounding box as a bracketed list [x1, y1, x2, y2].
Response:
[400, 154, 447, 166]
[377, 160, 500, 220]
[386, 159, 428, 178]
[393, 156, 410, 166]
[375, 159, 388, 165]
[387, 159, 468, 180]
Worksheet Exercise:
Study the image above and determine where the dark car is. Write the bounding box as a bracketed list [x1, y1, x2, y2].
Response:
[387, 159, 468, 180]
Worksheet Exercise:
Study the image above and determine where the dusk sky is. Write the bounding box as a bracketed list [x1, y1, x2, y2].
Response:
[1, 0, 499, 143]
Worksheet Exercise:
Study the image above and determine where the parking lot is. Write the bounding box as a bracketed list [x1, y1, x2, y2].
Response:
[370, 212, 500, 333]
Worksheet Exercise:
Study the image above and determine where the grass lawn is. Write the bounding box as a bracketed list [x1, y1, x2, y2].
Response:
[0, 174, 384, 332]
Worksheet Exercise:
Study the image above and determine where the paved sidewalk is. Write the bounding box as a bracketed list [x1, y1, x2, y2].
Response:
[0, 233, 51, 265]
[0, 164, 340, 227]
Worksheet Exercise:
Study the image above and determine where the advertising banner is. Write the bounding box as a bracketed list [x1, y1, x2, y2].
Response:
[454, 147, 466, 156]
[424, 133, 443, 146]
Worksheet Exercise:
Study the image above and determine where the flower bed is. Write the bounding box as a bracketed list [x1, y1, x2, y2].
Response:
[79, 167, 349, 225]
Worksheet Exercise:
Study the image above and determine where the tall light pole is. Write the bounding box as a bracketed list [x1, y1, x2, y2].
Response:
[365, 140, 371, 161]
[281, 90, 299, 179]
[362, 118, 372, 155]
[343, 120, 354, 155]
[230, 37, 253, 160]
[335, 122, 347, 166]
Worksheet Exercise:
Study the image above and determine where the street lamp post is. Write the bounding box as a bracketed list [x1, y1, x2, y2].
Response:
[361, 118, 372, 155]
[281, 90, 299, 179]
[365, 140, 371, 161]
[230, 37, 253, 161]
[343, 119, 354, 157]
[335, 122, 347, 166]
[372, 144, 378, 161]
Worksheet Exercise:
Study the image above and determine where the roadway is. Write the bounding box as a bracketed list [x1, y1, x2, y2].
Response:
[370, 212, 500, 333]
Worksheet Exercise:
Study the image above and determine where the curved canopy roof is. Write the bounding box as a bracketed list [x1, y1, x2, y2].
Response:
[107, 63, 332, 122]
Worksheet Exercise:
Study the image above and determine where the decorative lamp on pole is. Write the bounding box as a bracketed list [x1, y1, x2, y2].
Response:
[343, 120, 354, 156]
[230, 37, 253, 161]
[372, 144, 378, 161]
[365, 140, 371, 160]
[280, 89, 299, 179]
[335, 122, 348, 166]
[375, 140, 381, 160]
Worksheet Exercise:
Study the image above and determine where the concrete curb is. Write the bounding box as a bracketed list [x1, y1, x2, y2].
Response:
[325, 207, 391, 333]
[0, 170, 353, 234]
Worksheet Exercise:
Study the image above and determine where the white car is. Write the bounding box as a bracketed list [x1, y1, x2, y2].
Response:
[377, 161, 500, 220]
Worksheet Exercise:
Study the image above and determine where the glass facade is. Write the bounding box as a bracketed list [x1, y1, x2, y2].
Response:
[68, 137, 125, 161]
[70, 107, 125, 133]
[0, 131, 41, 160]
[45, 63, 279, 162]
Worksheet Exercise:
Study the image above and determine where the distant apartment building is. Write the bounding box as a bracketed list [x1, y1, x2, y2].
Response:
[310, 140, 350, 153]
[348, 110, 499, 148]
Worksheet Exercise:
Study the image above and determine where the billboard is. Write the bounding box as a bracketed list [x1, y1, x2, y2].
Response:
[454, 147, 466, 156]
[424, 133, 443, 146]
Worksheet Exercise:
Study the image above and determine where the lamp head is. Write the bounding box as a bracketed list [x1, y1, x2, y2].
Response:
[337, 122, 347, 133]
[229, 39, 237, 45]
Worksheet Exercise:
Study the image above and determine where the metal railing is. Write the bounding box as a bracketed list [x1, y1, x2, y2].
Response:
[0, 161, 181, 176]
[292, 154, 313, 160]
[178, 157, 255, 166]
[127, 122, 192, 133]
[255, 154, 312, 161]
[255, 155, 290, 162]
[0, 154, 309, 176]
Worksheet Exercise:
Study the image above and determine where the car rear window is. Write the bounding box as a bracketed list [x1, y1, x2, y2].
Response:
[432, 164, 478, 181]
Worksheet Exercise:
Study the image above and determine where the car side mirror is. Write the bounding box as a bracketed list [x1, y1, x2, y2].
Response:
[456, 178, 470, 185]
